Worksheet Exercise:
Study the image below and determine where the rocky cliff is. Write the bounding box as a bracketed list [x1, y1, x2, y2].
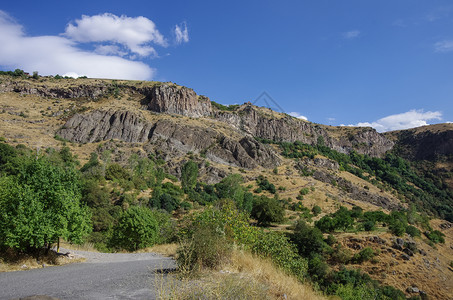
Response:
[139, 85, 212, 118]
[57, 109, 280, 169]
[214, 104, 394, 157]
[1, 75, 394, 158]
[386, 124, 453, 161]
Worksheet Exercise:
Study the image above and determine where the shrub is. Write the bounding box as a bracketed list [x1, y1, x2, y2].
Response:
[292, 220, 328, 257]
[363, 220, 376, 231]
[177, 222, 232, 272]
[405, 225, 420, 237]
[181, 160, 198, 192]
[389, 220, 406, 236]
[331, 245, 353, 264]
[352, 247, 375, 264]
[424, 230, 445, 244]
[312, 205, 322, 216]
[251, 195, 284, 226]
[105, 163, 130, 181]
[110, 206, 159, 251]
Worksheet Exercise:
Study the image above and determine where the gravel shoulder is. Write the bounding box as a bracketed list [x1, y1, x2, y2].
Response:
[0, 249, 176, 300]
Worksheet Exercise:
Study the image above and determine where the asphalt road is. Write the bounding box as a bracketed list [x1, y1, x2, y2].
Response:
[0, 249, 176, 300]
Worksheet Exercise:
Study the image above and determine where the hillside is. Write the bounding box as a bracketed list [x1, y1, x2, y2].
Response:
[0, 74, 452, 299]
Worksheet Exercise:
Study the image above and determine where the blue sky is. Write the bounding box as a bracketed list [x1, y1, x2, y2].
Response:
[1, 0, 452, 131]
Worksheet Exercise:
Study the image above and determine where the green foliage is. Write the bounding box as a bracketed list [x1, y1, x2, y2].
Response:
[315, 206, 355, 233]
[255, 175, 276, 194]
[210, 101, 239, 111]
[292, 220, 328, 257]
[352, 247, 375, 264]
[181, 160, 198, 192]
[424, 230, 445, 244]
[149, 182, 183, 212]
[312, 205, 322, 216]
[110, 206, 159, 251]
[405, 225, 420, 237]
[363, 220, 376, 231]
[179, 202, 307, 280]
[177, 220, 232, 272]
[276, 139, 453, 220]
[0, 157, 91, 252]
[251, 195, 284, 226]
[105, 163, 130, 181]
[0, 69, 26, 77]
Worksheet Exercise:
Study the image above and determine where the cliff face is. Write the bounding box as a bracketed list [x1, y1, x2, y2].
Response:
[140, 85, 212, 118]
[387, 124, 453, 161]
[0, 78, 211, 118]
[0, 80, 110, 99]
[1, 76, 393, 157]
[214, 105, 394, 157]
[57, 109, 280, 169]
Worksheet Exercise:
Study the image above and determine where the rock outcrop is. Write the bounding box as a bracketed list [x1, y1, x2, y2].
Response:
[58, 110, 153, 143]
[58, 109, 280, 169]
[0, 80, 110, 99]
[140, 85, 212, 118]
[387, 124, 453, 161]
[215, 104, 394, 157]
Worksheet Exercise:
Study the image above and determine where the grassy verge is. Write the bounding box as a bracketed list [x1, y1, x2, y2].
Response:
[156, 249, 325, 300]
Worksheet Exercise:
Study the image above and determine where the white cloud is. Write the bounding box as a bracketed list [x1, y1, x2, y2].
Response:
[348, 109, 442, 132]
[0, 11, 157, 80]
[64, 13, 166, 57]
[175, 22, 189, 44]
[288, 112, 308, 121]
[434, 40, 453, 53]
[342, 30, 360, 39]
[94, 45, 128, 57]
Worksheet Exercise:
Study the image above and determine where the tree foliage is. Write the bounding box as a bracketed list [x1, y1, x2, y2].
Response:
[110, 206, 159, 251]
[0, 157, 91, 252]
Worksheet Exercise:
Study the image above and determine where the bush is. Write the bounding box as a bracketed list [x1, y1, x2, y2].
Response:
[177, 222, 232, 272]
[312, 205, 322, 216]
[352, 247, 375, 264]
[389, 220, 406, 236]
[181, 160, 198, 192]
[110, 206, 159, 251]
[105, 163, 130, 181]
[292, 220, 328, 257]
[424, 230, 445, 244]
[363, 220, 376, 231]
[405, 225, 420, 237]
[251, 195, 284, 226]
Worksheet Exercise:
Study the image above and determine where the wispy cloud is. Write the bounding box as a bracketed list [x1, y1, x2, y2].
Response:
[0, 11, 190, 80]
[174, 22, 189, 44]
[434, 40, 453, 53]
[425, 6, 452, 22]
[288, 112, 308, 121]
[344, 109, 442, 132]
[342, 30, 360, 39]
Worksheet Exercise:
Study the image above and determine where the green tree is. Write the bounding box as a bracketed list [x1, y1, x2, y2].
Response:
[181, 160, 198, 192]
[110, 206, 159, 251]
[0, 157, 91, 252]
[251, 195, 284, 226]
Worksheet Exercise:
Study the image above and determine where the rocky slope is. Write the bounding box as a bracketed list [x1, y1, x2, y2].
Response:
[1, 75, 393, 158]
[386, 123, 453, 161]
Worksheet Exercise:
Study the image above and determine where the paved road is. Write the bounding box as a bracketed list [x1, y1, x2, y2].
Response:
[0, 249, 176, 300]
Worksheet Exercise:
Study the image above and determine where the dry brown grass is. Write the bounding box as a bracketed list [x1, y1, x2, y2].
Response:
[0, 248, 85, 273]
[156, 248, 326, 300]
[135, 243, 178, 258]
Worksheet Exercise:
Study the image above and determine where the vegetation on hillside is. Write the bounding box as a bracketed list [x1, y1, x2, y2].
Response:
[256, 137, 453, 222]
